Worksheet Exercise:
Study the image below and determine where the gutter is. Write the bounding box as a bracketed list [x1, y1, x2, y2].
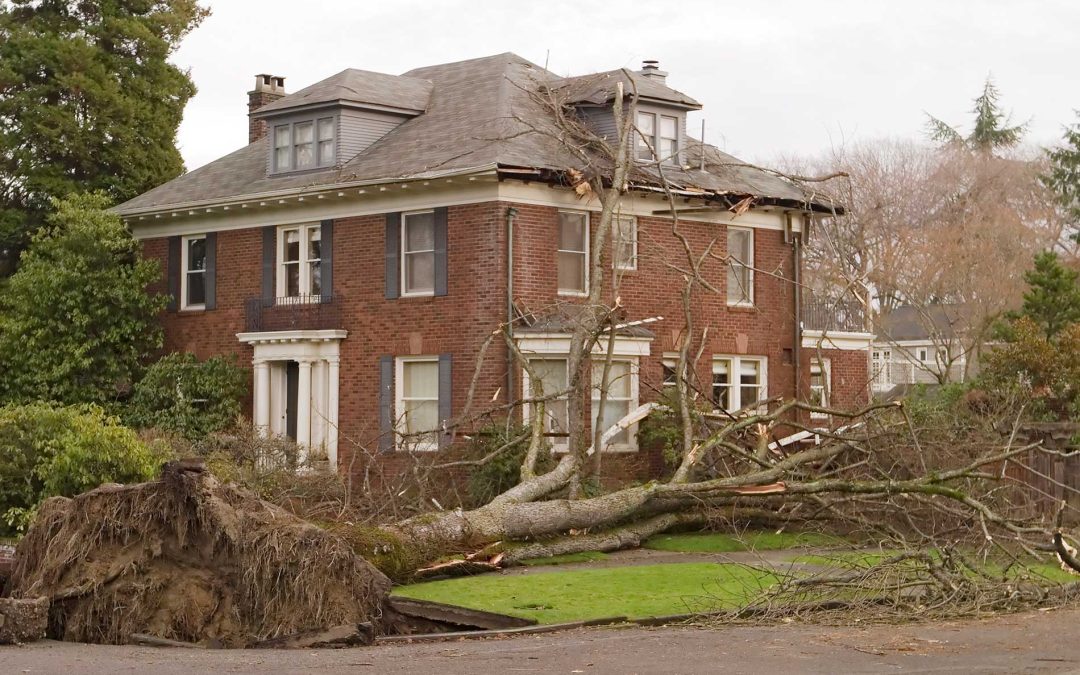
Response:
[791, 211, 802, 403]
[114, 163, 501, 219]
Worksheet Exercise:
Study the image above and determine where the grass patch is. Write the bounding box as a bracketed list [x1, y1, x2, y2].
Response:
[645, 530, 846, 553]
[518, 551, 609, 566]
[393, 562, 777, 624]
[793, 550, 1079, 584]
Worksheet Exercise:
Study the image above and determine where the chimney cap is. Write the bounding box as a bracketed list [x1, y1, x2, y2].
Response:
[642, 59, 660, 70]
[252, 74, 286, 94]
[639, 60, 668, 81]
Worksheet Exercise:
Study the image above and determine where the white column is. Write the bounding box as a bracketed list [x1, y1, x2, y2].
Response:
[326, 357, 340, 469]
[253, 358, 271, 437]
[296, 358, 313, 461]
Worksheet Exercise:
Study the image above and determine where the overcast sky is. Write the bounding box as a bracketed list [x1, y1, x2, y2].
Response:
[172, 0, 1080, 171]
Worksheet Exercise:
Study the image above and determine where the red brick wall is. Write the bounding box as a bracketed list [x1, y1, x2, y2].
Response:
[141, 197, 868, 490]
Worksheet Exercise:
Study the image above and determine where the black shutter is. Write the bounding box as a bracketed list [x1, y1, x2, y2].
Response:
[261, 226, 276, 303]
[434, 206, 448, 297]
[320, 219, 333, 302]
[166, 236, 180, 311]
[204, 232, 217, 310]
[385, 213, 400, 299]
[438, 353, 452, 449]
[378, 355, 395, 452]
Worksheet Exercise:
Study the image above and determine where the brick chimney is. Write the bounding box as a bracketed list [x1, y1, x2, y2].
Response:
[639, 60, 668, 85]
[248, 74, 286, 143]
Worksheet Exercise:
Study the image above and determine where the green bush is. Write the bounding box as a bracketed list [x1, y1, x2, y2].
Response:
[0, 402, 163, 534]
[465, 423, 553, 507]
[125, 353, 248, 440]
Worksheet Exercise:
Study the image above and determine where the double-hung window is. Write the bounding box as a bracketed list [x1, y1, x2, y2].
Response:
[272, 116, 335, 173]
[558, 211, 588, 295]
[661, 357, 679, 389]
[659, 115, 679, 162]
[809, 359, 831, 418]
[636, 112, 656, 161]
[525, 358, 570, 451]
[592, 359, 638, 450]
[181, 235, 206, 310]
[713, 356, 767, 413]
[727, 227, 754, 306]
[278, 224, 321, 300]
[402, 210, 436, 296]
[613, 215, 637, 271]
[396, 357, 440, 452]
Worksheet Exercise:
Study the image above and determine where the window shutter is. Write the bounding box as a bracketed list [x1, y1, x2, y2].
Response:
[204, 232, 217, 310]
[166, 236, 180, 311]
[438, 353, 452, 449]
[261, 226, 276, 303]
[320, 219, 333, 302]
[378, 355, 395, 452]
[385, 213, 400, 299]
[434, 206, 448, 297]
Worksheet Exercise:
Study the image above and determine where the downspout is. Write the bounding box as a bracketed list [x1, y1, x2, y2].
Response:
[791, 211, 802, 402]
[506, 206, 518, 407]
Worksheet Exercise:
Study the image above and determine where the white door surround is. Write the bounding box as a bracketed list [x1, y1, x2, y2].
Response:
[237, 329, 347, 467]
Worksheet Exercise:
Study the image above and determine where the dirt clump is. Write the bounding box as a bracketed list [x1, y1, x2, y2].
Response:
[0, 596, 48, 644]
[4, 461, 391, 647]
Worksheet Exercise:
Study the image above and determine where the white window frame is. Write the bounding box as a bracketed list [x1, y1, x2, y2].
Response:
[591, 357, 640, 452]
[613, 215, 637, 271]
[271, 116, 336, 173]
[712, 355, 768, 413]
[659, 115, 679, 164]
[809, 358, 831, 419]
[917, 347, 929, 362]
[276, 223, 321, 301]
[522, 357, 571, 452]
[395, 356, 440, 453]
[401, 210, 436, 297]
[557, 210, 590, 297]
[661, 355, 679, 389]
[180, 234, 207, 311]
[726, 227, 755, 307]
[636, 111, 656, 161]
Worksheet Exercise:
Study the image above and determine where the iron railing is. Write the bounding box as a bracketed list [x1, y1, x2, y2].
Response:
[244, 294, 342, 332]
[801, 299, 867, 333]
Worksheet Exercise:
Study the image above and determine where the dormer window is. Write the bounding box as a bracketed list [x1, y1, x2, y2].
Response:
[272, 116, 336, 173]
[636, 111, 680, 164]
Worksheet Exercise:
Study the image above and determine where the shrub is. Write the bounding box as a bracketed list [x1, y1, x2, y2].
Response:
[980, 317, 1080, 420]
[465, 423, 553, 507]
[0, 402, 163, 534]
[126, 353, 248, 440]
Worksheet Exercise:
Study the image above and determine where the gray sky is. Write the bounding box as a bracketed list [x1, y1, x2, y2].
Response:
[172, 0, 1080, 171]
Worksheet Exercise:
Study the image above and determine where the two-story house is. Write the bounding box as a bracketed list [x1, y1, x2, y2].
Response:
[115, 53, 871, 482]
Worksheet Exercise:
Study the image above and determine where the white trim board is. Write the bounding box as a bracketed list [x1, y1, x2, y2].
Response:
[802, 330, 874, 351]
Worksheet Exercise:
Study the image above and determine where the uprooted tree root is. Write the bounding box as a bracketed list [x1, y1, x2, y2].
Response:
[4, 461, 392, 647]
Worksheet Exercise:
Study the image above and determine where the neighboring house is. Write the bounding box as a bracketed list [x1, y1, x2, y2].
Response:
[115, 53, 870, 482]
[871, 305, 972, 393]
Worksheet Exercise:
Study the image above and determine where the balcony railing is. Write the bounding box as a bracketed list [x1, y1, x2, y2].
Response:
[801, 299, 867, 333]
[244, 295, 342, 332]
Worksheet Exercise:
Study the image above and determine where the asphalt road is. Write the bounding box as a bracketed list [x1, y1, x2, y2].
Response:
[5, 608, 1080, 674]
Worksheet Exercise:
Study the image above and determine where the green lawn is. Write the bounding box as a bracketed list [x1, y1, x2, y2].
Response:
[794, 550, 1079, 584]
[644, 530, 846, 553]
[393, 562, 778, 624]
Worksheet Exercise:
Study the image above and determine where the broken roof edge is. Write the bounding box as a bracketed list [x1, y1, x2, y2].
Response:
[112, 163, 501, 218]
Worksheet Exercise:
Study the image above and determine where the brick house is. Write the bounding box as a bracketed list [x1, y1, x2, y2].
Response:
[115, 53, 872, 482]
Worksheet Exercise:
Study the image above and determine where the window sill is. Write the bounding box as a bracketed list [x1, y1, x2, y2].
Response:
[177, 306, 207, 314]
[399, 291, 436, 299]
[726, 303, 757, 313]
[557, 290, 589, 298]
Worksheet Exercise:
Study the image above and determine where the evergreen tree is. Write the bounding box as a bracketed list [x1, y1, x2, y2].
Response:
[926, 76, 1027, 155]
[1013, 251, 1080, 339]
[0, 193, 165, 405]
[0, 0, 209, 273]
[1042, 112, 1080, 244]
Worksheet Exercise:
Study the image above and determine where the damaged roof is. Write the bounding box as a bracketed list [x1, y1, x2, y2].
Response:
[549, 69, 701, 108]
[116, 52, 833, 215]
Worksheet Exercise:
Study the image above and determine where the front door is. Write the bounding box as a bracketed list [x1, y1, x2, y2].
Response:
[285, 360, 299, 440]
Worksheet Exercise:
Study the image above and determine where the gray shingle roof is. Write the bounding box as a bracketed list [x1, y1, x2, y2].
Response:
[116, 53, 831, 215]
[550, 70, 701, 108]
[878, 305, 967, 342]
[252, 68, 433, 115]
